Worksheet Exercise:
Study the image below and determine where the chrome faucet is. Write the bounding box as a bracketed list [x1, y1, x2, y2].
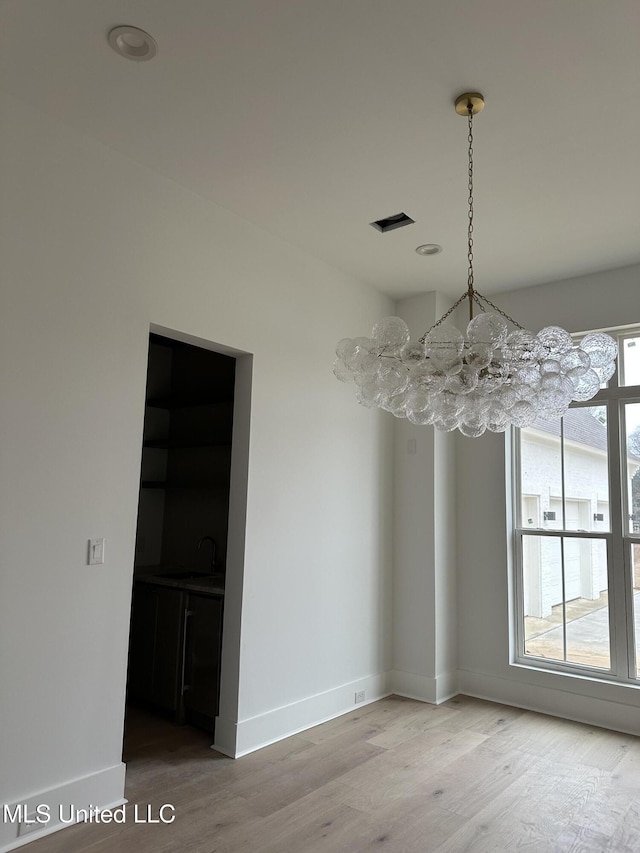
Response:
[197, 536, 217, 573]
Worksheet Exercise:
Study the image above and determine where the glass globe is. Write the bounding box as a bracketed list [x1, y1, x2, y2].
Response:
[477, 360, 509, 393]
[592, 360, 615, 383]
[434, 413, 461, 432]
[502, 329, 540, 364]
[570, 368, 602, 401]
[486, 404, 510, 432]
[509, 399, 537, 427]
[540, 358, 561, 375]
[540, 373, 562, 392]
[537, 326, 574, 358]
[459, 417, 487, 438]
[371, 317, 410, 354]
[512, 371, 540, 401]
[353, 359, 381, 387]
[485, 360, 510, 382]
[377, 361, 409, 396]
[463, 391, 492, 415]
[333, 358, 353, 383]
[424, 323, 464, 367]
[409, 361, 446, 393]
[538, 376, 574, 416]
[497, 387, 517, 410]
[514, 363, 541, 385]
[408, 407, 435, 426]
[444, 357, 464, 376]
[580, 332, 617, 368]
[465, 343, 493, 370]
[560, 348, 590, 379]
[335, 338, 354, 360]
[384, 390, 410, 417]
[445, 364, 478, 395]
[355, 385, 379, 408]
[467, 313, 508, 347]
[435, 390, 465, 418]
[400, 340, 426, 366]
[406, 388, 433, 413]
[345, 337, 377, 372]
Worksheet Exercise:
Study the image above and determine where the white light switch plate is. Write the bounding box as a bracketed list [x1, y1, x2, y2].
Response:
[88, 538, 105, 565]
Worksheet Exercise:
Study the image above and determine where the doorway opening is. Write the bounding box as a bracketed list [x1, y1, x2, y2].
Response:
[124, 329, 250, 762]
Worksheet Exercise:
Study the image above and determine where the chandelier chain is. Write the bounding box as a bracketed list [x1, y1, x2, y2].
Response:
[474, 291, 525, 330]
[418, 291, 469, 343]
[420, 100, 524, 342]
[467, 108, 474, 304]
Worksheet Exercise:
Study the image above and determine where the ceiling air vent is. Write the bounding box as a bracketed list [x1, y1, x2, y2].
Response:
[370, 212, 415, 233]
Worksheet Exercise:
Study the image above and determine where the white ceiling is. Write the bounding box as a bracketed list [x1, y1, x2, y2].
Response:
[1, 0, 639, 298]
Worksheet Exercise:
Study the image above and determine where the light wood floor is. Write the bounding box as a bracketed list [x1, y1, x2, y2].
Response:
[27, 695, 640, 852]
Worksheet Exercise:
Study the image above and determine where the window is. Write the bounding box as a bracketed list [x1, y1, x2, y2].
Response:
[513, 327, 640, 681]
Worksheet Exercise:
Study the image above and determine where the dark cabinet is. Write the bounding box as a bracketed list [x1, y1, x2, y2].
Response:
[128, 581, 222, 733]
[127, 584, 183, 712]
[181, 593, 223, 731]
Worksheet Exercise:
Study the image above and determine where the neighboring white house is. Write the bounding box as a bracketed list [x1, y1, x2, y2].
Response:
[520, 408, 640, 618]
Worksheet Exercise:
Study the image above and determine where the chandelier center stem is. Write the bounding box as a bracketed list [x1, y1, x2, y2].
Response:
[467, 105, 475, 322]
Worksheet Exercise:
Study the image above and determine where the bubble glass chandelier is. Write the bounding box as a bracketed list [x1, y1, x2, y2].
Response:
[333, 92, 617, 437]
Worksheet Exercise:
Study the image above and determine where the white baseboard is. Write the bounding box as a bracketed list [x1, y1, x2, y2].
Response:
[212, 713, 238, 757]
[216, 672, 392, 758]
[1, 763, 126, 852]
[390, 669, 458, 704]
[459, 667, 640, 737]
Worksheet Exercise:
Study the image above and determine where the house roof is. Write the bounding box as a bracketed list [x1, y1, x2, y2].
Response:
[531, 408, 640, 462]
[532, 409, 608, 452]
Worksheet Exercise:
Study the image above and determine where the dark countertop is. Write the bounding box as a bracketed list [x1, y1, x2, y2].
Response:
[135, 571, 225, 596]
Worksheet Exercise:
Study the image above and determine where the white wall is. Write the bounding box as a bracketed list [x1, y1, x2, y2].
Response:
[456, 263, 640, 733]
[392, 293, 458, 703]
[0, 91, 393, 849]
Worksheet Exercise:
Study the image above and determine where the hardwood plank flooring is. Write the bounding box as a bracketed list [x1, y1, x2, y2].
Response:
[25, 696, 640, 852]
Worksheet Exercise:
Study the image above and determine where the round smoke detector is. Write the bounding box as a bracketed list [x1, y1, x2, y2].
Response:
[108, 26, 158, 61]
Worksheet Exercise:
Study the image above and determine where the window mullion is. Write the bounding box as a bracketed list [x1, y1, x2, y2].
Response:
[560, 418, 567, 661]
[608, 399, 630, 677]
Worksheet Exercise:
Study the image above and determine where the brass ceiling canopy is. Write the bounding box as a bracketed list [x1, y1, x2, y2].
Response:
[454, 92, 485, 116]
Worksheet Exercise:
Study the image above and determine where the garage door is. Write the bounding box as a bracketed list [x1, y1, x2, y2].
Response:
[549, 499, 585, 603]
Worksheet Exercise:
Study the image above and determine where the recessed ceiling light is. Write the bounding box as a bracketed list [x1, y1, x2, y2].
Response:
[108, 26, 158, 61]
[415, 244, 442, 256]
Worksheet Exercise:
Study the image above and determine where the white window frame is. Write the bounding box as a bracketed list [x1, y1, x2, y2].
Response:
[512, 327, 640, 684]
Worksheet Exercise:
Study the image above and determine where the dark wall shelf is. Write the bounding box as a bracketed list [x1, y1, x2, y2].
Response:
[143, 439, 232, 450]
[146, 395, 234, 410]
[141, 480, 230, 490]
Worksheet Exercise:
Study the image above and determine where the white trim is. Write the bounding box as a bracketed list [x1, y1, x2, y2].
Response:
[390, 669, 458, 704]
[459, 668, 640, 737]
[0, 764, 126, 852]
[211, 714, 238, 758]
[222, 673, 391, 758]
